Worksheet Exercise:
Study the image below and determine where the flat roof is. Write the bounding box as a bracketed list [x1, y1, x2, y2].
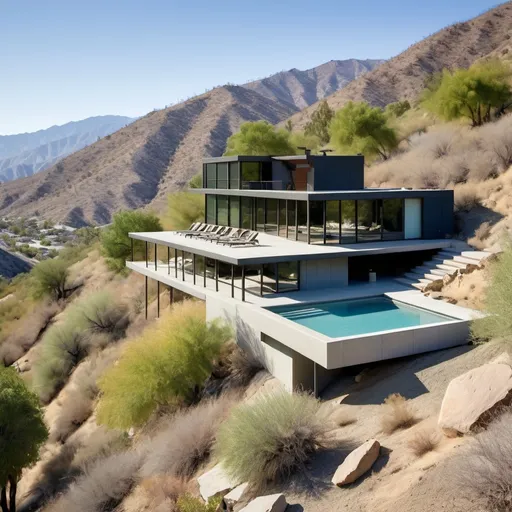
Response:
[190, 188, 453, 201]
[129, 231, 452, 265]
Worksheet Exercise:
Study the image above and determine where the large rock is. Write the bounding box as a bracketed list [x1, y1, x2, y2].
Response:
[424, 279, 444, 292]
[331, 439, 380, 486]
[222, 482, 249, 510]
[438, 362, 512, 435]
[238, 494, 287, 512]
[198, 464, 238, 502]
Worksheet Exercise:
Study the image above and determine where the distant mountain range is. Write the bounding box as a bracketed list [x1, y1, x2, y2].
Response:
[243, 59, 384, 110]
[0, 116, 134, 182]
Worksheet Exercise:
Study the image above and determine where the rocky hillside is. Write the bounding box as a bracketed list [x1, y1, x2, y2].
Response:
[243, 59, 383, 110]
[0, 116, 134, 183]
[285, 2, 512, 130]
[0, 86, 297, 226]
[0, 247, 32, 278]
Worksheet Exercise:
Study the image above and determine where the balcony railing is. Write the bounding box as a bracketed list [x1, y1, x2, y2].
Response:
[204, 179, 309, 191]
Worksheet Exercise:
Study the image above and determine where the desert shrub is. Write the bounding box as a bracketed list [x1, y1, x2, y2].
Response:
[408, 428, 440, 457]
[49, 450, 143, 512]
[381, 393, 417, 434]
[164, 191, 205, 231]
[216, 392, 331, 487]
[177, 494, 222, 512]
[480, 114, 512, 171]
[52, 390, 94, 443]
[66, 290, 129, 338]
[97, 301, 232, 429]
[454, 185, 482, 212]
[472, 245, 512, 340]
[101, 210, 162, 271]
[71, 427, 129, 468]
[31, 258, 73, 300]
[140, 395, 235, 479]
[224, 345, 265, 389]
[140, 476, 188, 510]
[458, 410, 512, 511]
[470, 221, 492, 249]
[32, 322, 89, 402]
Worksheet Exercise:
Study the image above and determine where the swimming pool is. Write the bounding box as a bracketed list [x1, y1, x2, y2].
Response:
[267, 296, 455, 338]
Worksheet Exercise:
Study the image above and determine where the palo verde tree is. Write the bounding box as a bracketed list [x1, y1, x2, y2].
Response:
[163, 174, 205, 231]
[31, 259, 72, 301]
[0, 367, 48, 512]
[224, 121, 295, 156]
[101, 210, 162, 271]
[385, 100, 411, 118]
[304, 100, 335, 145]
[329, 101, 399, 160]
[422, 59, 512, 127]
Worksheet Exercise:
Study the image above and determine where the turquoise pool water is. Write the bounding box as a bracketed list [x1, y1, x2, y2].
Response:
[267, 296, 454, 338]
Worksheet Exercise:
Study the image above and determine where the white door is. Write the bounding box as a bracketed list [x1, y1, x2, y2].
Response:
[404, 199, 422, 239]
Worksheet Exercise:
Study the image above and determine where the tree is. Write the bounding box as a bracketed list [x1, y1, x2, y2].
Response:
[0, 367, 48, 512]
[329, 101, 399, 160]
[224, 121, 295, 156]
[304, 100, 335, 145]
[422, 60, 512, 127]
[31, 259, 72, 300]
[101, 210, 162, 271]
[385, 100, 411, 118]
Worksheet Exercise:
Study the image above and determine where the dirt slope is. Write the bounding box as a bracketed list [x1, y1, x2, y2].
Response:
[284, 2, 512, 131]
[0, 86, 297, 227]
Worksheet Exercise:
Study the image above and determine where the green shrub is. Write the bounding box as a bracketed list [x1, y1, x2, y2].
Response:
[97, 301, 232, 429]
[31, 258, 72, 300]
[101, 210, 162, 271]
[164, 191, 204, 231]
[216, 392, 330, 487]
[0, 367, 48, 512]
[177, 494, 221, 512]
[472, 246, 512, 340]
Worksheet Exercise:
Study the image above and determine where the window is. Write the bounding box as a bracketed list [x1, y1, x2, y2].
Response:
[265, 199, 278, 235]
[241, 162, 260, 189]
[383, 199, 404, 240]
[287, 200, 296, 240]
[230, 197, 240, 228]
[256, 198, 265, 232]
[278, 261, 299, 292]
[309, 200, 324, 244]
[217, 195, 229, 226]
[357, 200, 382, 242]
[206, 164, 216, 188]
[241, 197, 254, 229]
[297, 201, 308, 242]
[278, 200, 287, 237]
[326, 201, 340, 244]
[229, 162, 239, 189]
[217, 163, 228, 189]
[262, 263, 278, 294]
[206, 195, 216, 224]
[341, 200, 356, 244]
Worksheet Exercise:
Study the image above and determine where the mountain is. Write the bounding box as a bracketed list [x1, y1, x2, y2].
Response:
[284, 2, 512, 131]
[0, 247, 32, 278]
[0, 115, 134, 182]
[0, 86, 297, 226]
[242, 59, 384, 110]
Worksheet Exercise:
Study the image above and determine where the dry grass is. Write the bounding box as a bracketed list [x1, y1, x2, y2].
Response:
[140, 476, 188, 511]
[51, 390, 93, 443]
[408, 428, 441, 457]
[470, 221, 492, 249]
[381, 393, 418, 434]
[458, 410, 512, 511]
[225, 344, 265, 389]
[139, 394, 236, 479]
[454, 183, 482, 212]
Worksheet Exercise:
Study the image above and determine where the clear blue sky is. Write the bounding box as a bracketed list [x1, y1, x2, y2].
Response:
[0, 0, 504, 134]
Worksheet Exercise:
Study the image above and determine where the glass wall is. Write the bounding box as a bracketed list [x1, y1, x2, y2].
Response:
[326, 200, 340, 244]
[262, 263, 278, 293]
[341, 201, 356, 244]
[287, 200, 296, 240]
[278, 261, 299, 292]
[297, 201, 308, 242]
[206, 195, 216, 224]
[241, 197, 254, 230]
[356, 200, 382, 242]
[241, 162, 260, 189]
[382, 199, 404, 240]
[217, 163, 228, 189]
[206, 163, 216, 188]
[310, 200, 324, 244]
[217, 195, 229, 226]
[278, 200, 287, 237]
[230, 197, 240, 228]
[266, 199, 278, 236]
[256, 198, 265, 232]
[229, 162, 239, 189]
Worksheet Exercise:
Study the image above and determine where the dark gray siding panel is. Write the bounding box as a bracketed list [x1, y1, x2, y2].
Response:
[422, 190, 454, 239]
[311, 156, 364, 191]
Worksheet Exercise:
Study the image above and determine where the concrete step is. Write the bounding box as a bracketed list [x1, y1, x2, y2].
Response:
[404, 272, 439, 282]
[453, 255, 484, 266]
[460, 251, 492, 261]
[430, 268, 450, 277]
[413, 264, 437, 273]
[436, 263, 462, 273]
[395, 277, 416, 287]
[424, 273, 442, 282]
[431, 257, 467, 269]
[437, 250, 463, 259]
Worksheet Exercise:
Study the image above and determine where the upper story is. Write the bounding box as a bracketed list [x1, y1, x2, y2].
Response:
[192, 154, 455, 243]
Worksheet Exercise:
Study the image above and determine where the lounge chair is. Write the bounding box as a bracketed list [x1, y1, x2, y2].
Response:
[177, 222, 205, 236]
[195, 225, 226, 239]
[215, 228, 249, 244]
[219, 231, 259, 246]
[185, 224, 215, 238]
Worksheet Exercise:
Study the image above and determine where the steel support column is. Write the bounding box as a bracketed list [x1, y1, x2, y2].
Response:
[157, 280, 160, 318]
[144, 276, 148, 320]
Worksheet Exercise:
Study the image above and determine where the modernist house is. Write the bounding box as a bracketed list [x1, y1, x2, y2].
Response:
[127, 154, 478, 393]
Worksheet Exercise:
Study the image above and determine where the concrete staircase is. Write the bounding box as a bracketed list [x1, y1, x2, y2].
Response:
[395, 248, 494, 291]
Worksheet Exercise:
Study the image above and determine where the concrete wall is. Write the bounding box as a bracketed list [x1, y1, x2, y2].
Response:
[422, 191, 454, 239]
[311, 155, 364, 191]
[271, 160, 292, 190]
[301, 257, 348, 290]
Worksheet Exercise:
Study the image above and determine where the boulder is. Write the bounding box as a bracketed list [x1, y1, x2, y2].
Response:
[424, 279, 444, 293]
[438, 362, 512, 436]
[222, 482, 249, 510]
[238, 494, 287, 512]
[460, 263, 480, 275]
[331, 439, 380, 486]
[490, 352, 512, 366]
[443, 271, 457, 286]
[198, 464, 238, 502]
